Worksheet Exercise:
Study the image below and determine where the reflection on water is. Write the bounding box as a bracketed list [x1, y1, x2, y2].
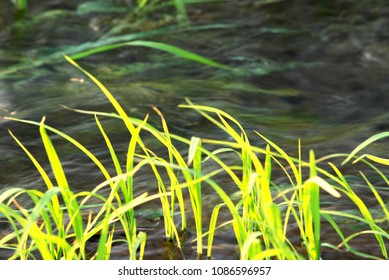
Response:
[0, 0, 389, 259]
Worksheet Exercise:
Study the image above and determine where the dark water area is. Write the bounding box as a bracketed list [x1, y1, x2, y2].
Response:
[1, 0, 389, 259]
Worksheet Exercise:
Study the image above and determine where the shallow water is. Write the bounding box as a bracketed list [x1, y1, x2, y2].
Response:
[1, 0, 389, 259]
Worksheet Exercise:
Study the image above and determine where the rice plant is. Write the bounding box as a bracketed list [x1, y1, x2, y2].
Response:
[1, 57, 389, 260]
[1, 116, 166, 259]
[177, 101, 343, 259]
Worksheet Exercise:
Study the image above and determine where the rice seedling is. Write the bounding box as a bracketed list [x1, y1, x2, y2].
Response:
[176, 102, 341, 259]
[1, 118, 168, 259]
[2, 55, 179, 259]
[2, 56, 389, 260]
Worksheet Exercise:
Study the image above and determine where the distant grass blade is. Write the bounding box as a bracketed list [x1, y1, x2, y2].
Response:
[69, 40, 229, 69]
[174, 0, 190, 25]
[137, 0, 148, 8]
[12, 0, 27, 11]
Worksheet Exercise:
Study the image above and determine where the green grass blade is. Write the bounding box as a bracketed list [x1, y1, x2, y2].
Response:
[304, 150, 320, 259]
[137, 0, 148, 8]
[342, 132, 389, 165]
[241, 232, 262, 260]
[69, 40, 229, 69]
[7, 130, 61, 209]
[39, 118, 85, 258]
[152, 106, 186, 235]
[365, 155, 389, 165]
[95, 206, 112, 260]
[206, 180, 247, 254]
[132, 231, 147, 260]
[39, 117, 69, 189]
[6, 117, 113, 187]
[206, 203, 224, 259]
[64, 56, 137, 135]
[305, 176, 341, 198]
[12, 0, 27, 11]
[360, 171, 389, 225]
[174, 0, 190, 24]
[19, 188, 63, 259]
[254, 131, 301, 186]
[328, 162, 387, 258]
[94, 115, 124, 177]
[191, 136, 203, 256]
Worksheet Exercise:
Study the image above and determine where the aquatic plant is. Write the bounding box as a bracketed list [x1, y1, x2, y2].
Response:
[2, 53, 389, 259]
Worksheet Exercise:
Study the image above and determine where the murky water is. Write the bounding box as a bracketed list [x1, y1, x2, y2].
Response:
[1, 0, 389, 259]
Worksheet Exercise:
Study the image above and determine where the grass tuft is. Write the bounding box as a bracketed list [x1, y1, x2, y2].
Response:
[1, 58, 389, 260]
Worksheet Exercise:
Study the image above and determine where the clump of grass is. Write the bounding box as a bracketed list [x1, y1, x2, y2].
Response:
[1, 113, 168, 259]
[177, 101, 342, 260]
[1, 57, 389, 260]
